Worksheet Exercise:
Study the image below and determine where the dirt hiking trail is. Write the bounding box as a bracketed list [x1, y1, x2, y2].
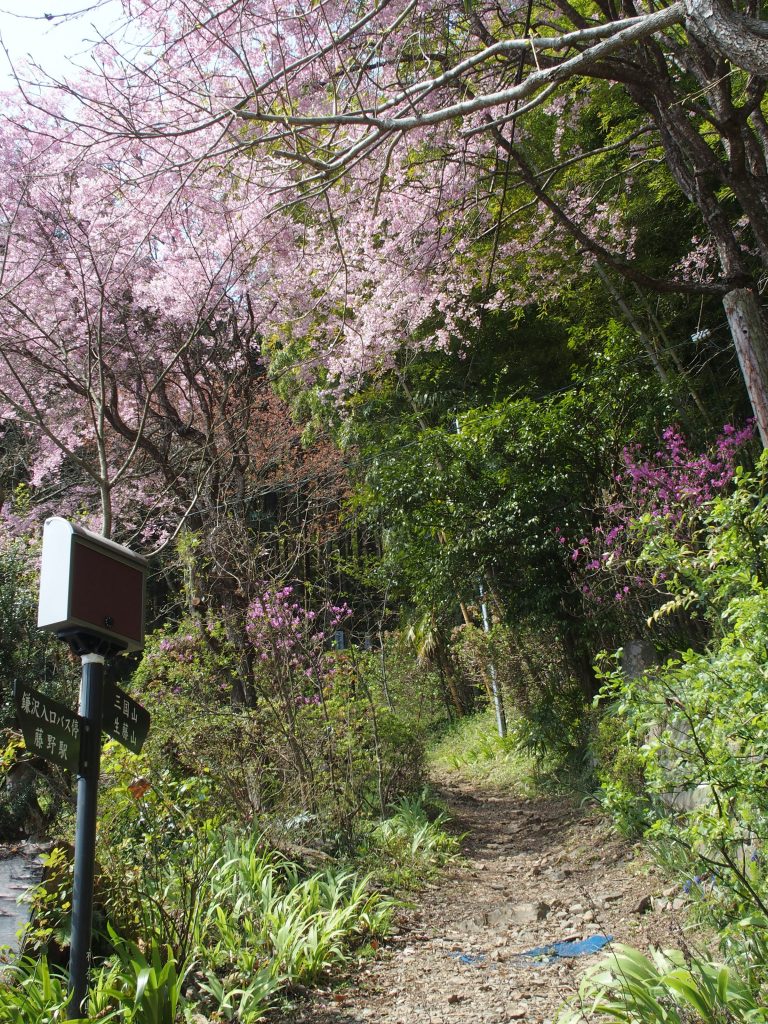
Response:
[279, 777, 687, 1024]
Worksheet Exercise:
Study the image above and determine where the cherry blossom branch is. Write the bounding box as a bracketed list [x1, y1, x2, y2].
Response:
[234, 4, 684, 155]
[505, 142, 729, 296]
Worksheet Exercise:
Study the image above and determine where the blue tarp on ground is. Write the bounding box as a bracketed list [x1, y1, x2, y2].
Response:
[445, 934, 613, 968]
[517, 934, 613, 965]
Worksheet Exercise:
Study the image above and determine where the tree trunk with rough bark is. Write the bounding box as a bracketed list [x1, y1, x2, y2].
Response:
[685, 0, 768, 76]
[723, 287, 768, 448]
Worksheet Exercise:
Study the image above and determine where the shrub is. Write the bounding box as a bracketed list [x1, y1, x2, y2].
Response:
[560, 943, 768, 1024]
[595, 455, 768, 992]
[590, 699, 650, 837]
[566, 422, 757, 653]
[131, 605, 432, 841]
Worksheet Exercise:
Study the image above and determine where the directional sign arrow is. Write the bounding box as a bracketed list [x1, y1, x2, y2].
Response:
[102, 681, 150, 754]
[14, 682, 80, 772]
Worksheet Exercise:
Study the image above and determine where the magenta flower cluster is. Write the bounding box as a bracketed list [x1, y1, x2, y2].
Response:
[620, 422, 755, 519]
[153, 632, 198, 664]
[562, 422, 755, 606]
[246, 585, 352, 704]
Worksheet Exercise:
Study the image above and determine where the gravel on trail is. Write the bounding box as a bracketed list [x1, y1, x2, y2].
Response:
[274, 778, 692, 1024]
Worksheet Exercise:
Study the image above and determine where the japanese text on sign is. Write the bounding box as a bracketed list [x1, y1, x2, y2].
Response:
[14, 683, 80, 772]
[102, 681, 150, 754]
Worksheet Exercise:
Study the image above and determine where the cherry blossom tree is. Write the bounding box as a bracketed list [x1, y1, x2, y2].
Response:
[4, 0, 768, 475]
[0, 105, 344, 557]
[8, 0, 764, 447]
[0, 106, 353, 701]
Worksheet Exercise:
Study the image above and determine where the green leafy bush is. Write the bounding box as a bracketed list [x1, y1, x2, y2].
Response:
[591, 700, 650, 837]
[94, 752, 221, 965]
[560, 943, 768, 1024]
[131, 616, 431, 843]
[0, 535, 79, 838]
[594, 456, 768, 996]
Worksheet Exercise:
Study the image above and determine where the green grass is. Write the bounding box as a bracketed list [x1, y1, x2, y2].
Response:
[357, 793, 461, 890]
[428, 709, 538, 793]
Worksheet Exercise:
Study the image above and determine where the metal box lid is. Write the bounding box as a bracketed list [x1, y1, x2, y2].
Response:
[37, 517, 147, 653]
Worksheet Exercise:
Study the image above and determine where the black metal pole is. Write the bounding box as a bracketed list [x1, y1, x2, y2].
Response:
[67, 653, 104, 1020]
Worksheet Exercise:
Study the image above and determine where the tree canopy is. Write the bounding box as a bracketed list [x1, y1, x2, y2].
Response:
[3, 0, 763, 446]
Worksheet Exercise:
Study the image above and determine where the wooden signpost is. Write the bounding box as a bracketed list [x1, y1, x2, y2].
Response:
[19, 517, 150, 1020]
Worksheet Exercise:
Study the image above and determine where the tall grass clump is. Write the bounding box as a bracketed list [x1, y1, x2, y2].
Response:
[428, 708, 537, 793]
[358, 793, 461, 889]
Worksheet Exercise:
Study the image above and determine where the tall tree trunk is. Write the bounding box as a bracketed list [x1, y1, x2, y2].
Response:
[723, 287, 768, 448]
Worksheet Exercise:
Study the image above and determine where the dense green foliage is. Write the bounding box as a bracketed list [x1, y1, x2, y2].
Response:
[3, 7, 768, 1018]
[573, 456, 768, 1017]
[0, 531, 79, 837]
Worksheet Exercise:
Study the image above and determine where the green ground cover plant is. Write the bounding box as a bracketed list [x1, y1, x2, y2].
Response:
[560, 944, 768, 1024]
[357, 793, 461, 890]
[3, 776, 456, 1022]
[585, 455, 768, 1017]
[428, 708, 538, 793]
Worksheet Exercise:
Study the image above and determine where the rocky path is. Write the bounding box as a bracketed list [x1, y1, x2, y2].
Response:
[280, 779, 689, 1024]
